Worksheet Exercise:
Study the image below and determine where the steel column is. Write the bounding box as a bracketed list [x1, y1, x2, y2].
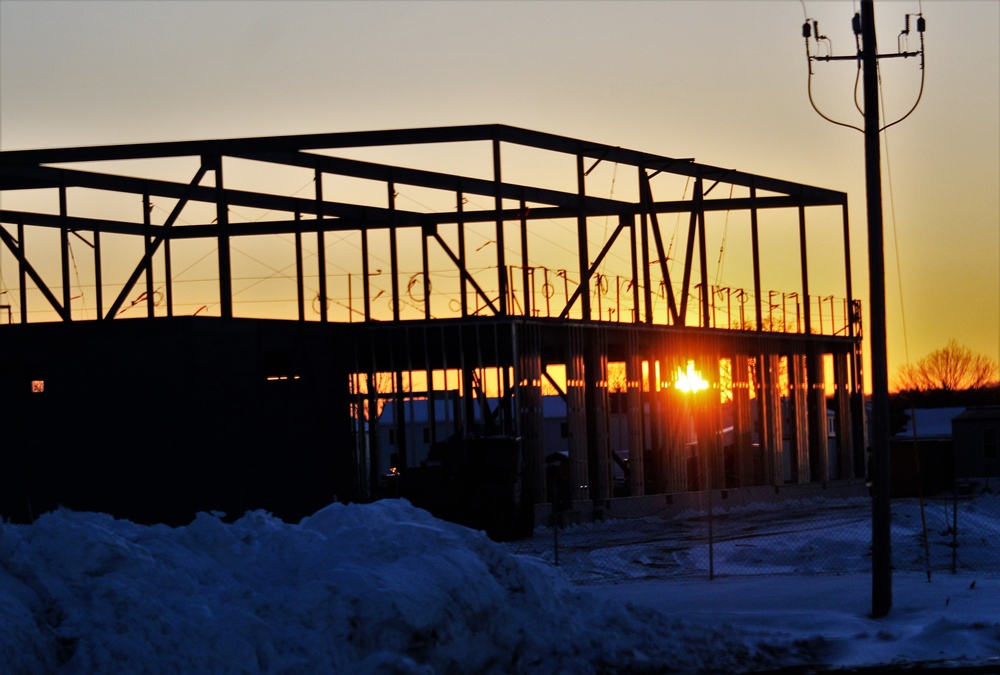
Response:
[294, 212, 305, 322]
[751, 185, 763, 330]
[361, 227, 371, 322]
[732, 352, 755, 487]
[789, 354, 811, 483]
[493, 139, 507, 316]
[457, 191, 468, 317]
[625, 330, 645, 496]
[566, 326, 589, 501]
[696, 183, 710, 328]
[212, 156, 233, 319]
[576, 155, 590, 321]
[316, 169, 328, 323]
[518, 323, 545, 503]
[808, 351, 830, 483]
[93, 229, 103, 319]
[58, 184, 71, 320]
[520, 200, 530, 318]
[762, 352, 784, 486]
[388, 182, 400, 322]
[639, 169, 653, 324]
[17, 222, 27, 323]
[143, 193, 155, 318]
[584, 327, 612, 505]
[798, 200, 812, 335]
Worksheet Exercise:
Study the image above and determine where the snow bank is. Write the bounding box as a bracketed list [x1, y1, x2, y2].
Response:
[0, 500, 797, 674]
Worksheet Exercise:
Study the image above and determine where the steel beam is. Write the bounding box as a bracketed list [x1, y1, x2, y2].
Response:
[230, 149, 623, 216]
[1, 123, 845, 204]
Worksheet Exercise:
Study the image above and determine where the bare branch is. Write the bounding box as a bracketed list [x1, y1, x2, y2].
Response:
[893, 339, 999, 393]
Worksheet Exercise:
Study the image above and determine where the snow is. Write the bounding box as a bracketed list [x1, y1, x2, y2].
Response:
[2, 495, 999, 673]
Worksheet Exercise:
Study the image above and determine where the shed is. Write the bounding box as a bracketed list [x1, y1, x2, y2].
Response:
[952, 406, 1000, 484]
[889, 407, 965, 497]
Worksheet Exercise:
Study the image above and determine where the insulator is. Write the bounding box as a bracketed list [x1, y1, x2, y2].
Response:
[802, 21, 811, 39]
[904, 15, 911, 34]
[917, 16, 926, 33]
[813, 20, 820, 39]
[852, 13, 862, 36]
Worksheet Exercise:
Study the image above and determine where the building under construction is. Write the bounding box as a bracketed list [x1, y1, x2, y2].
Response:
[0, 125, 866, 535]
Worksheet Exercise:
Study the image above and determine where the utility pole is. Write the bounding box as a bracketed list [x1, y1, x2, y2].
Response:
[860, 0, 892, 620]
[801, 0, 926, 618]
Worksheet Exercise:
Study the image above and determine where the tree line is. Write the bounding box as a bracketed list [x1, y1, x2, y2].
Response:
[892, 339, 999, 408]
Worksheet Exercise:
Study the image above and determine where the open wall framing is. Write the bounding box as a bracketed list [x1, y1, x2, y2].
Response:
[0, 125, 865, 530]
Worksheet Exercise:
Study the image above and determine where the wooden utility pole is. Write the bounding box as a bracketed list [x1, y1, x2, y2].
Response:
[860, 0, 893, 619]
[803, 0, 926, 618]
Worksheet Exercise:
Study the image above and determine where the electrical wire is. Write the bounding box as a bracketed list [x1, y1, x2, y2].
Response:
[66, 238, 87, 319]
[880, 24, 925, 132]
[879, 62, 912, 375]
[599, 162, 619, 279]
[880, 59, 932, 578]
[805, 48, 864, 133]
[665, 176, 691, 279]
[805, 4, 926, 134]
[714, 184, 734, 287]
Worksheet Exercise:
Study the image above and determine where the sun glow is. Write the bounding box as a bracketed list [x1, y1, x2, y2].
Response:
[674, 360, 708, 393]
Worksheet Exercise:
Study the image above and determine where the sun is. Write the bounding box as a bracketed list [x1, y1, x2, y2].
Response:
[674, 360, 708, 393]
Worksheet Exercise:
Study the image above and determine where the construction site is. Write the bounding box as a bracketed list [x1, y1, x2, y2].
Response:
[0, 125, 867, 537]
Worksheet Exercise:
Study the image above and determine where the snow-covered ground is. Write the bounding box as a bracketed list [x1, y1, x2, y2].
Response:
[511, 494, 1000, 582]
[1, 494, 998, 673]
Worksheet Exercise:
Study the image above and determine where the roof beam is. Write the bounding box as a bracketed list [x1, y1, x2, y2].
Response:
[230, 149, 623, 212]
[2, 123, 846, 203]
[0, 164, 429, 227]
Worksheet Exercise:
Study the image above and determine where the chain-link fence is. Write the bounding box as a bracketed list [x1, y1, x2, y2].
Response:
[507, 490, 1000, 584]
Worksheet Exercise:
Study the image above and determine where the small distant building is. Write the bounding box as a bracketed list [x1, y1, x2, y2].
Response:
[952, 406, 1000, 485]
[889, 407, 965, 497]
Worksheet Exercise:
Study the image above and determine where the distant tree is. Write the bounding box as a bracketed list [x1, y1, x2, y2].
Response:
[894, 340, 998, 393]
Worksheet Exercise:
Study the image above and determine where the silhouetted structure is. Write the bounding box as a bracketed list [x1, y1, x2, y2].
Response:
[0, 125, 865, 534]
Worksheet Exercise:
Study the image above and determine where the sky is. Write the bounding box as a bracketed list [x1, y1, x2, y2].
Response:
[1, 0, 998, 389]
[2, 494, 999, 671]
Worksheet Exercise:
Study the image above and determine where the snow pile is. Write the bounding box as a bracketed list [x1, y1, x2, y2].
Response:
[0, 500, 798, 674]
[3, 496, 999, 673]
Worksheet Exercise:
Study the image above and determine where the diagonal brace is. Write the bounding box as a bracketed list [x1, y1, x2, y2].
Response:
[105, 166, 207, 319]
[641, 174, 681, 324]
[0, 225, 70, 321]
[559, 216, 627, 319]
[431, 231, 499, 316]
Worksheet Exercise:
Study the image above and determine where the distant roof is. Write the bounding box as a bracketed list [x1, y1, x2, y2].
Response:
[953, 406, 1000, 423]
[894, 407, 966, 440]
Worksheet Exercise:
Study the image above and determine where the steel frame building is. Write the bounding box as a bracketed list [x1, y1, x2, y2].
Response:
[0, 125, 866, 530]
